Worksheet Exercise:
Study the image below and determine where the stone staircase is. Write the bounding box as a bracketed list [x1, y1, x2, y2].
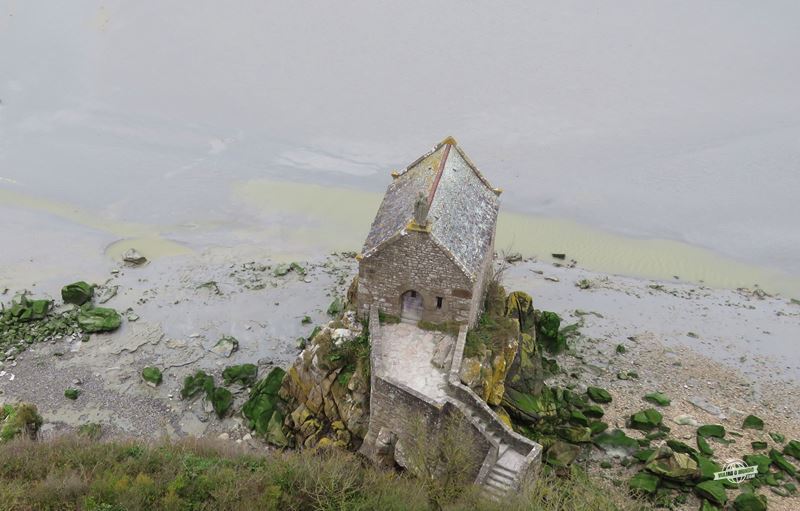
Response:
[462, 402, 528, 500]
[447, 325, 542, 501]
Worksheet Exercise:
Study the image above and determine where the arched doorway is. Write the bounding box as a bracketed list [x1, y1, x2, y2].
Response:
[400, 290, 423, 322]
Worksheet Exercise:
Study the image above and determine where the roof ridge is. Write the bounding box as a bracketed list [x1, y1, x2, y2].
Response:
[426, 142, 451, 207]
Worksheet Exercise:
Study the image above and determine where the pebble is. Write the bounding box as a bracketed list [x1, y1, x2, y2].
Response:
[217, 432, 230, 441]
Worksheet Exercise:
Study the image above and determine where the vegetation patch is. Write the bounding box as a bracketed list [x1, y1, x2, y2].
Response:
[0, 403, 42, 442]
[0, 435, 654, 511]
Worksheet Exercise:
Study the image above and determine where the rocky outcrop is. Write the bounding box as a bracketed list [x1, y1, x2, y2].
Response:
[278, 311, 370, 449]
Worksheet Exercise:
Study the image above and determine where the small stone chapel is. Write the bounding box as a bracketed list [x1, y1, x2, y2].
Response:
[355, 137, 501, 327]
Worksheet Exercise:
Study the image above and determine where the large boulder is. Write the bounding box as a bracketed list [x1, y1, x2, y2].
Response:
[277, 312, 370, 449]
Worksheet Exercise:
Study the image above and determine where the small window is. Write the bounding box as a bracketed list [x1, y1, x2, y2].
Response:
[410, 290, 417, 298]
[436, 296, 443, 309]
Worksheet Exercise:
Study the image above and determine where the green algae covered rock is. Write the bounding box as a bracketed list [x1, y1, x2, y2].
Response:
[77, 307, 121, 333]
[222, 363, 258, 386]
[629, 471, 659, 495]
[327, 297, 343, 317]
[698, 424, 726, 439]
[210, 387, 233, 419]
[784, 439, 800, 460]
[630, 408, 663, 431]
[586, 386, 612, 404]
[0, 403, 43, 442]
[545, 440, 581, 467]
[569, 409, 589, 427]
[242, 367, 287, 440]
[666, 439, 697, 455]
[752, 441, 768, 450]
[645, 445, 698, 480]
[61, 281, 93, 305]
[742, 414, 764, 430]
[181, 371, 215, 400]
[266, 410, 289, 447]
[695, 480, 727, 506]
[733, 492, 767, 511]
[583, 404, 604, 418]
[589, 420, 608, 435]
[743, 454, 772, 475]
[64, 388, 80, 400]
[697, 434, 714, 456]
[593, 429, 639, 455]
[699, 501, 721, 511]
[502, 386, 557, 423]
[644, 392, 671, 407]
[535, 310, 567, 354]
[695, 455, 721, 481]
[769, 448, 797, 476]
[5, 295, 52, 322]
[556, 425, 592, 443]
[141, 367, 163, 387]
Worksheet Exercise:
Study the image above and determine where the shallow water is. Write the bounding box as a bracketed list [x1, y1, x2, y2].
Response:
[1, 2, 799, 293]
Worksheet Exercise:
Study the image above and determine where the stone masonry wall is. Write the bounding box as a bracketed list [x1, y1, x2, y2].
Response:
[362, 375, 491, 481]
[357, 230, 479, 325]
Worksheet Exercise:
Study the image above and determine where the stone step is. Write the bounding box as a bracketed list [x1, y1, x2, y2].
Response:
[492, 463, 517, 477]
[488, 468, 516, 483]
[487, 473, 515, 488]
[484, 477, 510, 492]
[480, 484, 505, 501]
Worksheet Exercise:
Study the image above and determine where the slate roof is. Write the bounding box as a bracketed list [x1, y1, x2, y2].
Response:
[361, 138, 500, 281]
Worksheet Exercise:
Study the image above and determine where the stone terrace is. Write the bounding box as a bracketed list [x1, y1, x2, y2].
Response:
[365, 311, 543, 500]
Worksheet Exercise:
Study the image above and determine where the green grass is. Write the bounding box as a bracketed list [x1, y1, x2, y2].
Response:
[0, 436, 652, 511]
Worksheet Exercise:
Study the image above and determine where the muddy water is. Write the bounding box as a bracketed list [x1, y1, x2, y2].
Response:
[1, 178, 799, 297]
[232, 178, 800, 296]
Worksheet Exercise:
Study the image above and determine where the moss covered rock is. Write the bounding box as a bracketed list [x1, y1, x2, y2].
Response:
[630, 408, 663, 430]
[181, 371, 215, 400]
[644, 445, 698, 480]
[222, 364, 258, 386]
[769, 448, 797, 476]
[210, 387, 233, 419]
[593, 429, 639, 455]
[243, 367, 287, 438]
[697, 424, 726, 439]
[782, 439, 800, 460]
[586, 386, 612, 404]
[141, 367, 163, 387]
[733, 492, 767, 511]
[644, 392, 671, 407]
[77, 307, 121, 333]
[544, 440, 580, 467]
[695, 480, 727, 506]
[61, 281, 93, 306]
[742, 414, 764, 430]
[629, 471, 659, 495]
